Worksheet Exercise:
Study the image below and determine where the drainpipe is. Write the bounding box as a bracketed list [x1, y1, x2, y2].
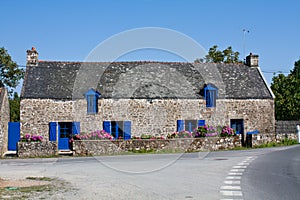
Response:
[297, 125, 300, 143]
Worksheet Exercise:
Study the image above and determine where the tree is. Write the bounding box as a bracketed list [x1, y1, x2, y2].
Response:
[271, 59, 300, 120]
[9, 92, 21, 122]
[195, 45, 241, 63]
[0, 47, 24, 92]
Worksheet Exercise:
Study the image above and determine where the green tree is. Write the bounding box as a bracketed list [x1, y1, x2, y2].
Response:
[271, 59, 300, 120]
[9, 92, 21, 122]
[195, 45, 241, 63]
[0, 47, 24, 91]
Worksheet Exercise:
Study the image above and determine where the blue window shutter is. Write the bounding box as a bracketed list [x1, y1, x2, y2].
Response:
[124, 121, 131, 140]
[72, 122, 80, 135]
[198, 120, 205, 127]
[49, 122, 57, 141]
[177, 120, 184, 132]
[103, 121, 111, 134]
[94, 96, 98, 113]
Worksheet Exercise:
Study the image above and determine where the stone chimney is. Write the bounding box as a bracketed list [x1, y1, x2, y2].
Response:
[26, 47, 38, 66]
[245, 53, 259, 67]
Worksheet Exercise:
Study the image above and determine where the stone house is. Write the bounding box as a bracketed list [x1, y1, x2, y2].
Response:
[0, 87, 10, 155]
[20, 48, 275, 150]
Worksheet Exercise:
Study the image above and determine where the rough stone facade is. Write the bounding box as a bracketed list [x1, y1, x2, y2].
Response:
[252, 133, 298, 147]
[21, 98, 275, 140]
[0, 88, 10, 155]
[17, 141, 57, 158]
[72, 137, 242, 156]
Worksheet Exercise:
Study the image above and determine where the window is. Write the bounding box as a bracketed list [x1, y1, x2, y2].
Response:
[84, 89, 101, 114]
[177, 120, 205, 132]
[103, 121, 131, 140]
[204, 84, 218, 108]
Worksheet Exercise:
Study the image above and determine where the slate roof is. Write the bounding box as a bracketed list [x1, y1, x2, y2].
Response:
[21, 61, 273, 100]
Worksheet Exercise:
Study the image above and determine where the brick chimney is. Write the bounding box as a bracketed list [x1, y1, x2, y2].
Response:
[245, 53, 259, 67]
[26, 47, 38, 66]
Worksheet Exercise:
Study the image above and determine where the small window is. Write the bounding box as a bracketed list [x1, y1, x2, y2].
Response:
[185, 120, 197, 133]
[204, 84, 218, 108]
[103, 121, 131, 140]
[177, 120, 206, 132]
[84, 89, 101, 114]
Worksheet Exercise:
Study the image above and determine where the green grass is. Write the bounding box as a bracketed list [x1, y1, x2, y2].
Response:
[254, 139, 298, 148]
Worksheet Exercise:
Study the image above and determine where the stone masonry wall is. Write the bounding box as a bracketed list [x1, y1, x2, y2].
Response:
[72, 137, 242, 156]
[21, 98, 275, 140]
[17, 141, 58, 158]
[0, 88, 10, 155]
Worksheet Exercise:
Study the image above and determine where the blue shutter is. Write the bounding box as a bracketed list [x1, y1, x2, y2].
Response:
[103, 121, 111, 134]
[72, 122, 80, 135]
[198, 120, 205, 127]
[115, 122, 119, 139]
[49, 122, 57, 141]
[177, 120, 184, 132]
[124, 121, 131, 140]
[93, 96, 98, 113]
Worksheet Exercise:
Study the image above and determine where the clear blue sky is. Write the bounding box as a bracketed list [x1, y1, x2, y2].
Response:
[1, 0, 300, 87]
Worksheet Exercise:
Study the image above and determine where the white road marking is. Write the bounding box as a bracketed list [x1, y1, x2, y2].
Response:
[226, 176, 241, 180]
[220, 190, 243, 196]
[233, 165, 247, 169]
[230, 169, 245, 172]
[220, 185, 241, 190]
[228, 172, 243, 176]
[224, 180, 241, 184]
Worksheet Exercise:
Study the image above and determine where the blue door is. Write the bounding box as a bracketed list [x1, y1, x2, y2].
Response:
[230, 119, 245, 147]
[8, 122, 20, 151]
[58, 122, 72, 150]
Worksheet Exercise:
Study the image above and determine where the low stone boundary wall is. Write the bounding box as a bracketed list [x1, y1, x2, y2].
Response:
[251, 133, 298, 147]
[72, 137, 242, 156]
[17, 141, 58, 158]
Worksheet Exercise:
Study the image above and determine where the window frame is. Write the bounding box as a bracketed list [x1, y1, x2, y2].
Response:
[204, 84, 218, 108]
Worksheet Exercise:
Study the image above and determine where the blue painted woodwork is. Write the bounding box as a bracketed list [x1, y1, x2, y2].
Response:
[177, 120, 184, 132]
[124, 121, 131, 140]
[84, 88, 101, 114]
[8, 122, 20, 151]
[204, 84, 218, 108]
[247, 130, 260, 135]
[49, 122, 57, 141]
[197, 120, 205, 127]
[58, 122, 72, 150]
[103, 121, 112, 134]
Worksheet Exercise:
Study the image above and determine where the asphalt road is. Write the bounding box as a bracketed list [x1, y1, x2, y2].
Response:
[0, 145, 299, 199]
[242, 145, 300, 200]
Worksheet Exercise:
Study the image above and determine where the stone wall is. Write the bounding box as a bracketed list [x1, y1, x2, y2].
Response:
[276, 120, 300, 134]
[0, 88, 10, 155]
[251, 133, 299, 147]
[72, 137, 242, 156]
[21, 98, 275, 140]
[17, 141, 58, 158]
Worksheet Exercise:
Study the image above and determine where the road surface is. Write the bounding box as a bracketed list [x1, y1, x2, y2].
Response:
[0, 145, 299, 199]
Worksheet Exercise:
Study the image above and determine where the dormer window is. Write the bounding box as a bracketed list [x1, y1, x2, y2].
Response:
[204, 84, 218, 108]
[84, 89, 101, 114]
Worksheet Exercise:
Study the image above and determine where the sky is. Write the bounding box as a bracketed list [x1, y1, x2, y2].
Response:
[1, 0, 300, 90]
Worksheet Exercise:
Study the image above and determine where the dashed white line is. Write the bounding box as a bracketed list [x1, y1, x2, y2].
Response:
[224, 180, 241, 184]
[220, 190, 243, 196]
[220, 185, 241, 190]
[228, 172, 243, 176]
[226, 176, 241, 180]
[230, 169, 245, 172]
[233, 165, 247, 169]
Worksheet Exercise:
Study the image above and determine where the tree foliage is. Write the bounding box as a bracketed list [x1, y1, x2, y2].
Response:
[195, 45, 241, 63]
[0, 47, 24, 91]
[271, 59, 300, 120]
[9, 92, 20, 122]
